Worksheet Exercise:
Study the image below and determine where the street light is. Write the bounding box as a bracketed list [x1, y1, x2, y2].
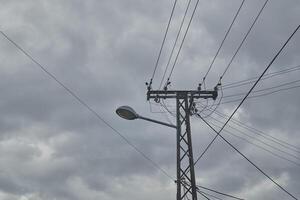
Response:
[116, 106, 177, 129]
[116, 106, 139, 120]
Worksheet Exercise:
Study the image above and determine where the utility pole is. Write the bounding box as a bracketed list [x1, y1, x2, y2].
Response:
[147, 87, 218, 200]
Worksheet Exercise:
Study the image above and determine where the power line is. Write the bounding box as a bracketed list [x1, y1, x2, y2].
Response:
[197, 84, 300, 107]
[149, 0, 178, 87]
[208, 115, 300, 161]
[149, 102, 166, 114]
[198, 192, 211, 200]
[196, 68, 300, 110]
[213, 109, 300, 152]
[222, 64, 300, 90]
[160, 105, 175, 125]
[216, 84, 300, 105]
[194, 23, 300, 166]
[199, 84, 224, 118]
[1, 31, 240, 199]
[186, 181, 245, 200]
[161, 100, 176, 117]
[152, 87, 297, 154]
[222, 79, 300, 99]
[197, 190, 220, 200]
[197, 185, 244, 200]
[194, 23, 300, 167]
[164, 0, 201, 87]
[0, 31, 174, 180]
[156, 94, 300, 162]
[195, 80, 211, 115]
[198, 0, 269, 113]
[203, 118, 300, 167]
[182, 180, 211, 200]
[198, 115, 298, 200]
[201, 0, 246, 84]
[149, 101, 176, 114]
[199, 105, 300, 154]
[159, 0, 193, 89]
[193, 25, 300, 199]
[219, 0, 269, 81]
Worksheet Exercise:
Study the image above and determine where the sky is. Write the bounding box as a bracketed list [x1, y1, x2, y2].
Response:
[0, 0, 299, 199]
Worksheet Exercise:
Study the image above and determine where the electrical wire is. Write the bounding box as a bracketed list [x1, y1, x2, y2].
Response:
[159, 102, 175, 125]
[197, 190, 219, 200]
[200, 84, 223, 118]
[149, 101, 176, 114]
[159, 0, 193, 89]
[201, 0, 246, 84]
[199, 192, 211, 200]
[163, 98, 300, 184]
[194, 81, 211, 115]
[196, 23, 300, 165]
[219, 0, 269, 81]
[0, 31, 175, 180]
[195, 81, 216, 115]
[216, 84, 300, 105]
[222, 79, 300, 99]
[198, 115, 299, 200]
[222, 64, 300, 90]
[215, 110, 300, 152]
[151, 92, 300, 162]
[203, 117, 300, 167]
[1, 31, 237, 199]
[193, 115, 300, 168]
[199, 106, 300, 154]
[198, 185, 244, 200]
[162, 100, 176, 117]
[149, 0, 178, 87]
[197, 185, 244, 200]
[193, 25, 300, 200]
[182, 180, 211, 200]
[164, 0, 201, 87]
[203, 114, 300, 161]
[149, 101, 166, 113]
[185, 181, 245, 200]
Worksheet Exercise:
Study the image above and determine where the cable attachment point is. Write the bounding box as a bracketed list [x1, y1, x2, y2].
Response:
[146, 79, 153, 91]
[190, 102, 198, 115]
[154, 95, 160, 103]
[174, 177, 185, 184]
[197, 83, 202, 91]
[164, 80, 171, 91]
[145, 82, 152, 91]
[214, 78, 222, 91]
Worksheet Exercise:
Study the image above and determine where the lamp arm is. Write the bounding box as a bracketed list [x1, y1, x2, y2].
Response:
[138, 116, 177, 129]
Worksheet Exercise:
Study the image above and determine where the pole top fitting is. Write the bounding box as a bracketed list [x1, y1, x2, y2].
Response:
[197, 84, 202, 91]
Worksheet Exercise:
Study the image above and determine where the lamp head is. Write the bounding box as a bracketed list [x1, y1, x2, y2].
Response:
[116, 106, 139, 120]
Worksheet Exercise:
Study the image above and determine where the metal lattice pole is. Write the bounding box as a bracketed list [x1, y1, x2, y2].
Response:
[176, 92, 197, 200]
[147, 89, 218, 200]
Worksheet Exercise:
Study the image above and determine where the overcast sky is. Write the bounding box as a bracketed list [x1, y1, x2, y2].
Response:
[0, 0, 299, 200]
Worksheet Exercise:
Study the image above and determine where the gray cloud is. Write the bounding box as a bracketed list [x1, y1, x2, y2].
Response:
[0, 0, 299, 199]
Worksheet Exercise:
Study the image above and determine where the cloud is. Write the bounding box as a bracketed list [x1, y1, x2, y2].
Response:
[0, 0, 299, 199]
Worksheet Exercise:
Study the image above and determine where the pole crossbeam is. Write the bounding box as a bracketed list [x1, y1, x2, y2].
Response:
[147, 89, 218, 101]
